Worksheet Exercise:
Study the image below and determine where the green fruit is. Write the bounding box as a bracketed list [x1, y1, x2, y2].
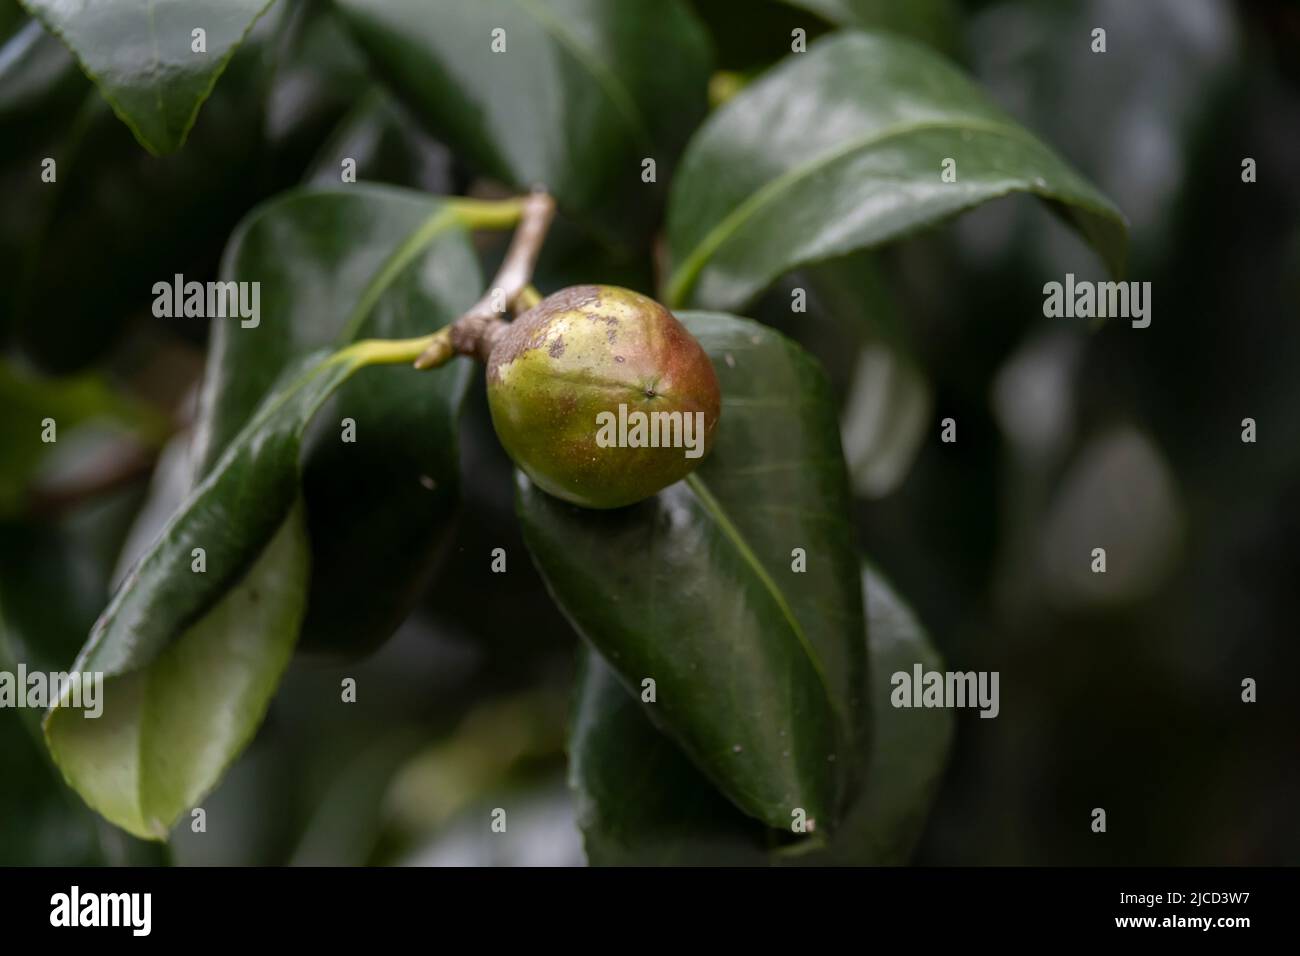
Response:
[486, 285, 721, 509]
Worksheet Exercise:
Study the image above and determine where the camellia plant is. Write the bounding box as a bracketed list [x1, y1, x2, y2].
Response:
[1, 0, 1129, 864]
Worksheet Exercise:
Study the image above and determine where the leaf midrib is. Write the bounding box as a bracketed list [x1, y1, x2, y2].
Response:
[684, 472, 842, 730]
[338, 204, 458, 342]
[667, 116, 1048, 307]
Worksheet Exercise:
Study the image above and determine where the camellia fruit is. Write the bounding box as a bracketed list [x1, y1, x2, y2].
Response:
[486, 285, 722, 509]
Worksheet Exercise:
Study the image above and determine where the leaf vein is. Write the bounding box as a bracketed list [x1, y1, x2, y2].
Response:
[669, 116, 1062, 306]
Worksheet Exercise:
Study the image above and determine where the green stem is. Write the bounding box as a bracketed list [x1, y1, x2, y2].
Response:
[447, 196, 529, 231]
[346, 328, 450, 369]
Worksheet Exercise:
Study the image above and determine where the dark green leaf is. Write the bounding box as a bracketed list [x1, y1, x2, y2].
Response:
[192, 185, 480, 656]
[333, 0, 712, 242]
[519, 311, 867, 833]
[715, 254, 931, 499]
[666, 30, 1127, 310]
[569, 648, 770, 865]
[44, 314, 440, 838]
[47, 501, 309, 841]
[18, 0, 277, 154]
[569, 562, 951, 865]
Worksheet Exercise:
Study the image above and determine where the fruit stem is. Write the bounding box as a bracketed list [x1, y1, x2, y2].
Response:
[445, 195, 530, 231]
[415, 189, 557, 369]
[348, 329, 449, 368]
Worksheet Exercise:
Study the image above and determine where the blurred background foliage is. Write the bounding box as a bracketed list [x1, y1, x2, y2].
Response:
[2, 0, 1298, 864]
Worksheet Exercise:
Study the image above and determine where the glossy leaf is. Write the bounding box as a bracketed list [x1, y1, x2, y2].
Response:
[47, 504, 309, 841]
[18, 0, 277, 154]
[569, 563, 951, 865]
[333, 0, 711, 241]
[192, 185, 480, 656]
[111, 431, 193, 590]
[45, 333, 415, 839]
[665, 30, 1127, 310]
[569, 648, 770, 865]
[519, 311, 867, 833]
